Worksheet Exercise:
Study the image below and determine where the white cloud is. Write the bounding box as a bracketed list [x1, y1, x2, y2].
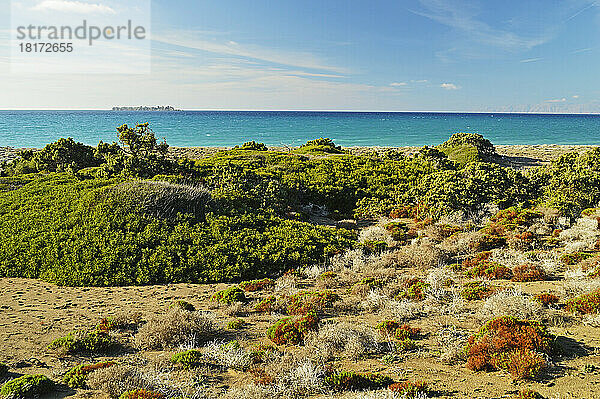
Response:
[520, 57, 544, 63]
[441, 83, 460, 90]
[573, 95, 580, 98]
[31, 0, 116, 14]
[412, 0, 552, 51]
[546, 98, 567, 103]
[390, 82, 408, 86]
[153, 31, 348, 75]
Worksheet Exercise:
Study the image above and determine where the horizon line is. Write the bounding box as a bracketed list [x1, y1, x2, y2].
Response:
[1, 108, 600, 115]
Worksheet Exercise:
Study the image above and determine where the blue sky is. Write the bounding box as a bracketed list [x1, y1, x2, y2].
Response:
[1, 0, 599, 111]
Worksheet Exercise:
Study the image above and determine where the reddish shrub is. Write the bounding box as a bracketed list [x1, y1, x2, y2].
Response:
[466, 262, 513, 280]
[395, 278, 429, 301]
[239, 278, 275, 292]
[266, 312, 319, 345]
[394, 325, 421, 340]
[287, 290, 340, 315]
[119, 390, 164, 399]
[389, 380, 429, 396]
[466, 316, 553, 380]
[511, 264, 546, 282]
[462, 251, 492, 269]
[534, 293, 559, 307]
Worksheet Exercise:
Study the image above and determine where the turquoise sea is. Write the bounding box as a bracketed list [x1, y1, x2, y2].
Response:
[0, 111, 599, 148]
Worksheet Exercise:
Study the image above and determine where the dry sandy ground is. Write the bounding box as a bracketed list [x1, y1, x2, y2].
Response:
[1, 276, 599, 399]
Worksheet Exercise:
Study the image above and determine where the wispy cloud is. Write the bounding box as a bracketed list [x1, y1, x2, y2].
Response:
[520, 57, 544, 63]
[572, 47, 594, 54]
[565, 1, 597, 22]
[390, 82, 408, 86]
[153, 31, 348, 75]
[31, 0, 116, 14]
[546, 98, 567, 103]
[573, 95, 580, 98]
[441, 82, 460, 90]
[411, 0, 552, 52]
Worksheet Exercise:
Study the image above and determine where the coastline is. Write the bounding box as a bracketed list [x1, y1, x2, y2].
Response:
[2, 144, 598, 166]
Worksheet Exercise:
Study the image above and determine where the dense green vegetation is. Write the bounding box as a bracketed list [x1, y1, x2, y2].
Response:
[0, 126, 598, 287]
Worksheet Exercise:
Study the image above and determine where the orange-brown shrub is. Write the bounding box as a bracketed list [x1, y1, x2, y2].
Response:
[466, 316, 553, 380]
[511, 264, 546, 282]
[534, 293, 559, 307]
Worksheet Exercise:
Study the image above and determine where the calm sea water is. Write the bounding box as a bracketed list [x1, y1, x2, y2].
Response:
[0, 111, 599, 148]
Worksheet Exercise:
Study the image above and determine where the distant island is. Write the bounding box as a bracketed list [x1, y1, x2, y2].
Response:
[112, 106, 182, 111]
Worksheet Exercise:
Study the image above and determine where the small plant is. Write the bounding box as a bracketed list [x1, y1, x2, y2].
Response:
[534, 293, 559, 307]
[396, 278, 429, 301]
[491, 207, 542, 230]
[466, 262, 512, 280]
[227, 318, 246, 330]
[0, 374, 54, 398]
[566, 289, 600, 314]
[210, 286, 246, 303]
[237, 141, 268, 151]
[350, 277, 384, 294]
[48, 324, 113, 355]
[319, 271, 337, 280]
[239, 278, 275, 292]
[171, 349, 203, 369]
[396, 338, 418, 352]
[324, 370, 393, 391]
[389, 381, 430, 397]
[385, 221, 411, 242]
[561, 252, 594, 265]
[394, 324, 421, 340]
[119, 389, 165, 399]
[376, 320, 400, 335]
[462, 251, 492, 269]
[254, 295, 276, 313]
[512, 264, 546, 282]
[466, 316, 553, 380]
[266, 312, 319, 345]
[461, 281, 492, 300]
[168, 300, 195, 312]
[62, 361, 115, 388]
[514, 390, 546, 399]
[248, 343, 278, 363]
[287, 290, 340, 315]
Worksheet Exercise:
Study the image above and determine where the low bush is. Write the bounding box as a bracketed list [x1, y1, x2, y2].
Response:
[254, 295, 277, 313]
[388, 380, 430, 397]
[0, 374, 54, 398]
[466, 316, 553, 380]
[394, 325, 421, 340]
[561, 252, 594, 265]
[267, 312, 319, 345]
[62, 361, 116, 388]
[168, 300, 195, 312]
[210, 287, 246, 303]
[534, 293, 560, 307]
[324, 370, 393, 391]
[511, 264, 547, 282]
[239, 278, 275, 292]
[376, 320, 400, 336]
[134, 309, 217, 350]
[295, 138, 343, 155]
[119, 389, 164, 399]
[566, 289, 600, 314]
[287, 290, 340, 315]
[48, 328, 113, 355]
[466, 262, 512, 280]
[171, 349, 203, 369]
[396, 278, 429, 301]
[305, 322, 381, 361]
[461, 281, 492, 300]
[227, 319, 245, 330]
[515, 390, 546, 399]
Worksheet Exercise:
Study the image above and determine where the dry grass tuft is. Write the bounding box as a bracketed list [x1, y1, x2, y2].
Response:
[134, 309, 218, 350]
[305, 322, 382, 361]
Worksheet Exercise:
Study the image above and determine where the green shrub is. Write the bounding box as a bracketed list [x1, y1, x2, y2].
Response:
[48, 328, 113, 354]
[236, 141, 268, 151]
[466, 262, 512, 280]
[566, 289, 600, 314]
[171, 349, 203, 369]
[62, 361, 115, 388]
[227, 319, 246, 329]
[324, 370, 393, 391]
[437, 132, 496, 165]
[294, 138, 343, 154]
[0, 374, 54, 398]
[396, 278, 429, 301]
[461, 281, 491, 300]
[561, 252, 594, 265]
[210, 286, 246, 303]
[254, 295, 277, 313]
